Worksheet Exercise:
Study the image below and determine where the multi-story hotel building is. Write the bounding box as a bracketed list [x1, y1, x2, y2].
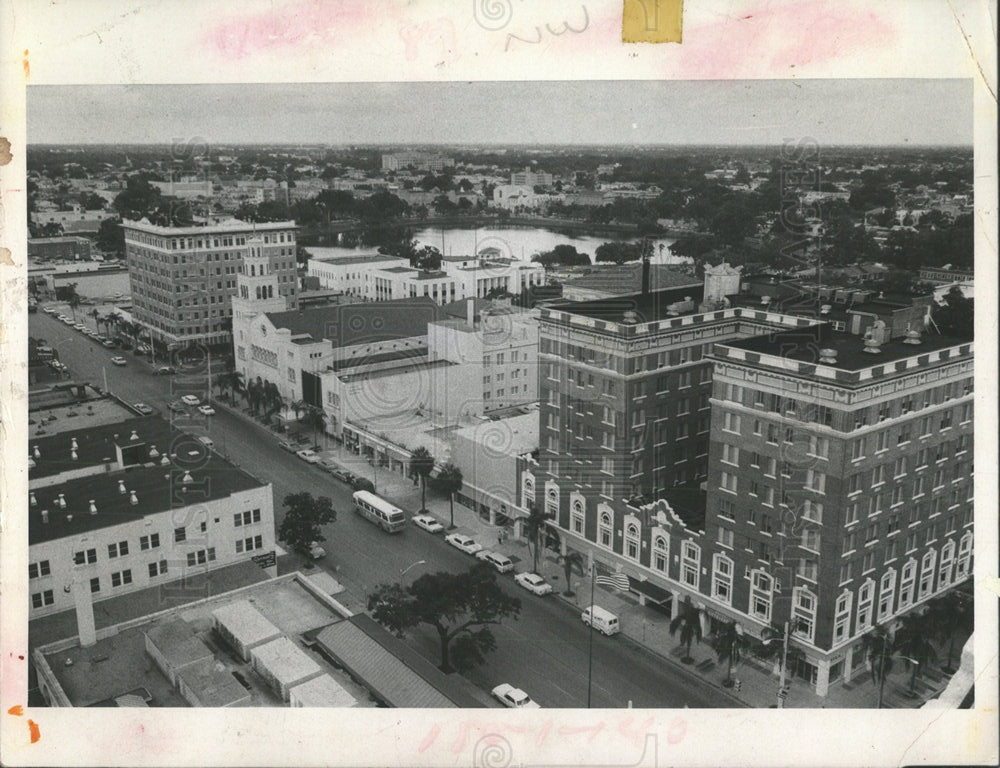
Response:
[28, 405, 276, 622]
[122, 218, 299, 350]
[534, 263, 974, 698]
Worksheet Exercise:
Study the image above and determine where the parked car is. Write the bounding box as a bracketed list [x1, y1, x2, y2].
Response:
[491, 683, 540, 709]
[445, 533, 483, 555]
[102, 339, 117, 349]
[42, 307, 55, 314]
[180, 395, 201, 406]
[167, 401, 186, 414]
[197, 436, 215, 449]
[411, 514, 445, 534]
[111, 356, 127, 366]
[475, 551, 514, 573]
[514, 572, 554, 596]
[155, 365, 176, 375]
[296, 449, 321, 464]
[278, 439, 299, 453]
[73, 323, 87, 331]
[197, 404, 216, 416]
[133, 402, 154, 415]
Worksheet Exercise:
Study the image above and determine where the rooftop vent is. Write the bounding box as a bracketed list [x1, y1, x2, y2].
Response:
[760, 296, 771, 305]
[160, 455, 170, 466]
[130, 430, 140, 441]
[182, 471, 195, 484]
[622, 310, 638, 325]
[129, 490, 139, 506]
[903, 326, 923, 345]
[89, 500, 97, 515]
[819, 348, 838, 364]
[148, 445, 160, 459]
[57, 493, 66, 509]
[33, 445, 40, 459]
[118, 479, 127, 494]
[66, 514, 73, 523]
[71, 438, 78, 451]
[71, 449, 78, 461]
[41, 509, 49, 524]
[820, 304, 832, 315]
[30, 492, 37, 506]
[28, 457, 36, 470]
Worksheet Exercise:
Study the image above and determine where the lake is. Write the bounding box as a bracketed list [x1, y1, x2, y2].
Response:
[306, 225, 689, 265]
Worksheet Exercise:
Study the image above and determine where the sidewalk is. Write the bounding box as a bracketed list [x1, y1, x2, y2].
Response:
[217, 401, 963, 710]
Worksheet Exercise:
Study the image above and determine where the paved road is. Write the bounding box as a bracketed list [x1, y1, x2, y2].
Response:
[31, 308, 735, 708]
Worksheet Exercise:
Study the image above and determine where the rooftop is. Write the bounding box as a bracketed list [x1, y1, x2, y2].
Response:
[121, 217, 296, 235]
[337, 358, 455, 384]
[547, 285, 707, 324]
[718, 324, 972, 374]
[561, 264, 701, 296]
[265, 297, 442, 347]
[310, 254, 403, 266]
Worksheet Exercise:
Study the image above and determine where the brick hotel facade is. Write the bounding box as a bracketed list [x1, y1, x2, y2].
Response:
[123, 218, 299, 350]
[533, 268, 974, 697]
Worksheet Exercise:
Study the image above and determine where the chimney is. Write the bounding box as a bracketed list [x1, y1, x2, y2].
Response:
[129, 490, 139, 506]
[72, 571, 97, 648]
[89, 500, 97, 515]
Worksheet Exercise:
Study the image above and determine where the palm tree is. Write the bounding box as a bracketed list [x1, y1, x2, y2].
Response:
[89, 308, 101, 332]
[290, 399, 307, 421]
[893, 613, 939, 696]
[557, 551, 586, 596]
[64, 283, 81, 321]
[106, 311, 122, 339]
[409, 446, 435, 513]
[302, 405, 327, 448]
[861, 624, 895, 709]
[927, 590, 974, 673]
[432, 462, 463, 529]
[522, 505, 553, 574]
[214, 372, 233, 402]
[711, 621, 749, 687]
[668, 598, 703, 663]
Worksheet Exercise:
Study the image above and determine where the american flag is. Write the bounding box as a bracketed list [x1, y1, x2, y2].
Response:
[595, 573, 630, 591]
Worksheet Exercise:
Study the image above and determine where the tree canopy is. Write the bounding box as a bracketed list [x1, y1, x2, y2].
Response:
[594, 241, 642, 265]
[532, 244, 590, 267]
[278, 492, 337, 555]
[368, 563, 521, 672]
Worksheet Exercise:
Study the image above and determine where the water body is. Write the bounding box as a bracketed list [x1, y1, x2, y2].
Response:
[307, 225, 689, 266]
[52, 269, 132, 301]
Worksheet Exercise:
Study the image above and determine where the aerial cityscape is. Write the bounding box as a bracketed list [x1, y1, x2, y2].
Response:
[22, 80, 975, 711]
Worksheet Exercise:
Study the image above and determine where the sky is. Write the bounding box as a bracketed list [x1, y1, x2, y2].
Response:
[27, 79, 972, 147]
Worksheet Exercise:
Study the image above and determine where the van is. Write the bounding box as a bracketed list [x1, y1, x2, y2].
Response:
[581, 605, 620, 636]
[196, 436, 215, 449]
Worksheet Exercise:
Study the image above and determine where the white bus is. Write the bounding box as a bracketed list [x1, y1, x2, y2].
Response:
[352, 490, 407, 533]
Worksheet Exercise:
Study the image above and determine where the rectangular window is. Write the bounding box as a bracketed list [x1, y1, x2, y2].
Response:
[28, 560, 51, 579]
[31, 590, 55, 609]
[721, 444, 740, 466]
[174, 527, 186, 543]
[717, 526, 734, 548]
[90, 577, 100, 594]
[680, 542, 701, 588]
[110, 570, 133, 588]
[107, 540, 129, 559]
[139, 533, 160, 551]
[719, 472, 737, 494]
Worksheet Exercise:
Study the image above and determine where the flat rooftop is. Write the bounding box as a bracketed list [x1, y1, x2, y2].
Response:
[337, 358, 455, 384]
[37, 574, 376, 708]
[121, 217, 296, 235]
[719, 324, 972, 372]
[310, 254, 402, 266]
[28, 394, 136, 441]
[548, 285, 707, 323]
[266, 297, 442, 347]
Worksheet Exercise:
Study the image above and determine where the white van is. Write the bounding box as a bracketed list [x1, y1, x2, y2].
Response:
[581, 605, 620, 636]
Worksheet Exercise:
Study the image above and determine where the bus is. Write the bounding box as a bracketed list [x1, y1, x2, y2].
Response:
[352, 490, 407, 533]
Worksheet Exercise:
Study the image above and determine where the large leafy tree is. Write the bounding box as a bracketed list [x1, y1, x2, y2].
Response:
[431, 462, 463, 529]
[409, 446, 435, 513]
[668, 598, 703, 663]
[278, 492, 337, 555]
[926, 590, 974, 672]
[594, 241, 642, 265]
[933, 286, 974, 338]
[368, 563, 521, 673]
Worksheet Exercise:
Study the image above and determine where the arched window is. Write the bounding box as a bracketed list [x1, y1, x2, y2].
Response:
[598, 511, 613, 548]
[652, 533, 669, 573]
[918, 549, 937, 599]
[856, 579, 875, 633]
[877, 568, 896, 621]
[938, 540, 956, 589]
[792, 587, 817, 643]
[680, 541, 700, 588]
[898, 559, 917, 609]
[955, 532, 973, 579]
[624, 523, 640, 561]
[544, 484, 559, 519]
[749, 571, 772, 622]
[570, 499, 585, 534]
[712, 554, 733, 604]
[833, 590, 853, 644]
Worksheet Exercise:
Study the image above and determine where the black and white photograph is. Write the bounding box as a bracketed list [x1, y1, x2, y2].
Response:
[1, 2, 996, 767]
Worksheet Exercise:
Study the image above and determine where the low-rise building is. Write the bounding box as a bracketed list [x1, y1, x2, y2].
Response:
[28, 236, 93, 262]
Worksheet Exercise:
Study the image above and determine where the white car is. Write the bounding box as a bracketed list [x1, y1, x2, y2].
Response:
[296, 449, 321, 464]
[180, 395, 201, 406]
[514, 572, 554, 596]
[445, 533, 483, 555]
[197, 404, 216, 416]
[476, 551, 514, 573]
[74, 323, 87, 331]
[43, 307, 55, 314]
[491, 683, 540, 709]
[133, 402, 154, 415]
[412, 514, 445, 534]
[110, 356, 127, 366]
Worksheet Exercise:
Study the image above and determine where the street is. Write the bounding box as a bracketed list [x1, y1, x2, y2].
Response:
[31, 308, 734, 708]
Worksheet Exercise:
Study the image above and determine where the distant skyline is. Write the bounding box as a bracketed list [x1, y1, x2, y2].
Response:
[29, 80, 972, 147]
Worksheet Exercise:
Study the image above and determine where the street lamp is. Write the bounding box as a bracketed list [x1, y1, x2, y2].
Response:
[400, 560, 426, 585]
[762, 621, 791, 708]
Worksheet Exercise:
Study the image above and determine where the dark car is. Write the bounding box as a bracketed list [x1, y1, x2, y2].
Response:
[167, 401, 186, 414]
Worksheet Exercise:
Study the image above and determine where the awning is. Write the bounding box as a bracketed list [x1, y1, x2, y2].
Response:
[628, 578, 673, 606]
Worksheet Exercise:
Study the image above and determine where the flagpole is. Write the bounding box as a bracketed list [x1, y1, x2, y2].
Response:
[587, 562, 596, 708]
